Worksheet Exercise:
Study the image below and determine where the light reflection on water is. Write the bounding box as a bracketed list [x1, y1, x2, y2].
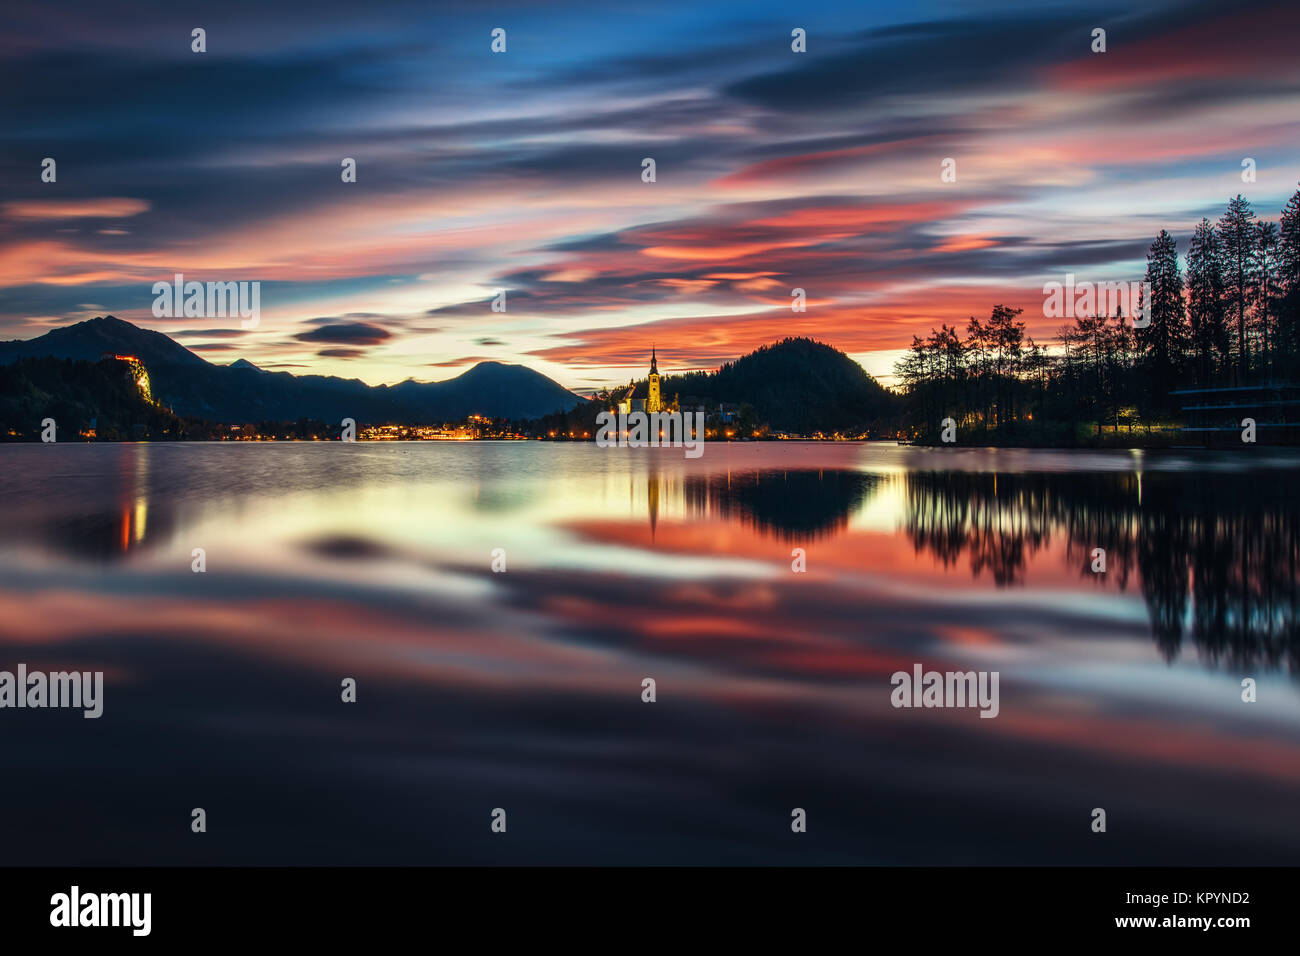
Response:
[1, 441, 1298, 864]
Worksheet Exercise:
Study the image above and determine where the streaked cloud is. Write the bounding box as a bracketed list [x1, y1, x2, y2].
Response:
[1, 0, 1297, 388]
[4, 198, 149, 219]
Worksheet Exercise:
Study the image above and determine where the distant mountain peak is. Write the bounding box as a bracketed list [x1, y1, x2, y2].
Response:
[0, 314, 208, 369]
[457, 360, 515, 376]
[229, 358, 261, 371]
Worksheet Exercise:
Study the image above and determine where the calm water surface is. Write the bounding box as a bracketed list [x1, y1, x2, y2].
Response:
[1, 441, 1298, 864]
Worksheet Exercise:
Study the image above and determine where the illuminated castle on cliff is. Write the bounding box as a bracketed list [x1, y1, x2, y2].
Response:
[103, 353, 153, 404]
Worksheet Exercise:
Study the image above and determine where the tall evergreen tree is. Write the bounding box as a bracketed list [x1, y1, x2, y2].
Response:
[1255, 220, 1279, 377]
[965, 315, 992, 428]
[1218, 194, 1257, 382]
[1139, 230, 1188, 406]
[1186, 218, 1227, 385]
[986, 304, 1024, 426]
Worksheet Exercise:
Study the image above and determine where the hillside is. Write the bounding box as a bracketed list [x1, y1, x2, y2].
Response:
[653, 337, 898, 433]
[0, 315, 205, 368]
[0, 356, 186, 440]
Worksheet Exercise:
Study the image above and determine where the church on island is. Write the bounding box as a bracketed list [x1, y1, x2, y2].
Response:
[614, 347, 678, 415]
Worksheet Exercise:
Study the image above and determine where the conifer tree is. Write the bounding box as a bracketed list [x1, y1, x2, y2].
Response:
[1255, 220, 1279, 376]
[1139, 230, 1188, 405]
[1187, 218, 1227, 384]
[1218, 194, 1257, 382]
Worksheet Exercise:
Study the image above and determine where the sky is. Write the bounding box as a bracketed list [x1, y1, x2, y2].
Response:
[2, 0, 1299, 392]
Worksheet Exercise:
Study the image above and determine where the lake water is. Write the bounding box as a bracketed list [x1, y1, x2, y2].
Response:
[1, 441, 1298, 864]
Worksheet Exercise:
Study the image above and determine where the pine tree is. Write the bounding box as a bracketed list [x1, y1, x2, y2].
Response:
[1139, 230, 1188, 407]
[965, 315, 992, 429]
[1217, 194, 1257, 382]
[1255, 221, 1279, 378]
[1186, 218, 1227, 385]
[986, 305, 1024, 426]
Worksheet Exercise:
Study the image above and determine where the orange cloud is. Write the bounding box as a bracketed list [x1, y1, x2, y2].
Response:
[641, 240, 808, 261]
[4, 198, 149, 219]
[933, 234, 998, 254]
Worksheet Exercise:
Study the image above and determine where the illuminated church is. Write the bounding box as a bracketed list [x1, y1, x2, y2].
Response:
[614, 347, 677, 415]
[647, 345, 662, 413]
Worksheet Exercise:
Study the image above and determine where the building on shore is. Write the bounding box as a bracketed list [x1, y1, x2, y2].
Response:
[1174, 383, 1300, 444]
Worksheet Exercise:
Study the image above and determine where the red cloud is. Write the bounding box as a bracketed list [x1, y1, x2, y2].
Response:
[1049, 2, 1300, 92]
[713, 136, 943, 188]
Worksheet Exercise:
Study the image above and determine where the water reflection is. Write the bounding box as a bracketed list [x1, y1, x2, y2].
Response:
[4, 443, 173, 561]
[40, 501, 169, 561]
[681, 469, 880, 540]
[619, 460, 1300, 674]
[2, 443, 1299, 865]
[12, 447, 1300, 676]
[900, 470, 1300, 674]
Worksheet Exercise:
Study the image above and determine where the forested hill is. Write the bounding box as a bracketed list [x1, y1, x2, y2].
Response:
[0, 356, 184, 440]
[656, 337, 898, 433]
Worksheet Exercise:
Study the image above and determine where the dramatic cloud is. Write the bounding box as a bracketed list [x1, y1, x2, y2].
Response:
[294, 322, 393, 345]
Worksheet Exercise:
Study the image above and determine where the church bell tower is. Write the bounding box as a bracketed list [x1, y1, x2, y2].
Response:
[647, 345, 661, 413]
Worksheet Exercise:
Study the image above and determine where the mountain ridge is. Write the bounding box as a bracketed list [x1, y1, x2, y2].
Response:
[0, 316, 585, 423]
